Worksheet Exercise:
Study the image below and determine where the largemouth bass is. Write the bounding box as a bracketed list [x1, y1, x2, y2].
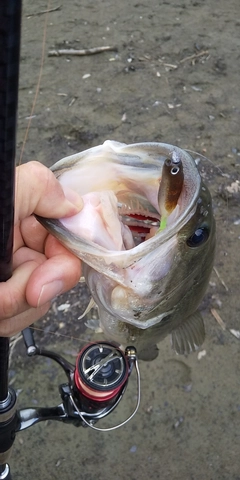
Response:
[37, 141, 215, 360]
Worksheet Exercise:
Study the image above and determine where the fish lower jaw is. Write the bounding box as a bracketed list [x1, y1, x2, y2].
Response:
[108, 283, 174, 329]
[105, 306, 173, 330]
[123, 311, 172, 329]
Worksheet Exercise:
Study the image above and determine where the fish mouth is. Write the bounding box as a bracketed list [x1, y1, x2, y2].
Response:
[48, 141, 202, 255]
[36, 140, 206, 297]
[120, 213, 159, 240]
[117, 194, 160, 245]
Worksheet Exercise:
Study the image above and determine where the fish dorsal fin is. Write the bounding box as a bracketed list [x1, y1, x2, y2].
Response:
[78, 297, 96, 320]
[171, 311, 205, 355]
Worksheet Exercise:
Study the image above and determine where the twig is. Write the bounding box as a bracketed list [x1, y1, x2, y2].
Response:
[213, 267, 229, 291]
[163, 63, 178, 69]
[180, 50, 209, 63]
[48, 46, 118, 57]
[211, 308, 226, 330]
[211, 309, 240, 342]
[27, 5, 61, 17]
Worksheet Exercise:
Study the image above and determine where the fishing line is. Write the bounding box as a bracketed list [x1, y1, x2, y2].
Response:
[30, 325, 90, 343]
[18, 0, 51, 166]
[9, 324, 92, 365]
[185, 148, 224, 176]
[185, 148, 229, 225]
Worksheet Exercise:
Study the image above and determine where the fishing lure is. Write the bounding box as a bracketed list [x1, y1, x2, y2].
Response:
[158, 152, 184, 231]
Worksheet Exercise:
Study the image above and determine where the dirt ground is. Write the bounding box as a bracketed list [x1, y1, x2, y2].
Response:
[9, 0, 240, 479]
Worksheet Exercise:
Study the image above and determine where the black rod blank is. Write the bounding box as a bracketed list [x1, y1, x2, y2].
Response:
[0, 1, 22, 401]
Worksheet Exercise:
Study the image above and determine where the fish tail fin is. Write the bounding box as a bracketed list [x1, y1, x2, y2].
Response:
[171, 311, 205, 355]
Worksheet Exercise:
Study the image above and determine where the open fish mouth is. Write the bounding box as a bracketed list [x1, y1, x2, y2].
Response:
[37, 140, 215, 357]
[43, 140, 202, 260]
[117, 194, 160, 245]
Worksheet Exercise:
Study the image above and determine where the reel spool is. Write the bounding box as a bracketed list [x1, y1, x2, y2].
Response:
[74, 343, 129, 412]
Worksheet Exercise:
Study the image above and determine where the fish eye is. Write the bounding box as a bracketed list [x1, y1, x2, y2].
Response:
[186, 227, 210, 248]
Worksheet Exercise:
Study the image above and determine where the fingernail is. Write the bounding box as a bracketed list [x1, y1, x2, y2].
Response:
[37, 280, 64, 307]
[63, 186, 83, 211]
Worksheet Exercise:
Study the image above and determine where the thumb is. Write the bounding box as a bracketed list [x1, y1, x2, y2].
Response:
[15, 161, 83, 222]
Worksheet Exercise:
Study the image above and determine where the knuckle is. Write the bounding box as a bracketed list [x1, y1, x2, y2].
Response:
[25, 161, 61, 202]
[0, 290, 21, 320]
[26, 161, 52, 189]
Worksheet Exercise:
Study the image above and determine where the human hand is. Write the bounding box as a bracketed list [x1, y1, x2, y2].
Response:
[0, 161, 83, 336]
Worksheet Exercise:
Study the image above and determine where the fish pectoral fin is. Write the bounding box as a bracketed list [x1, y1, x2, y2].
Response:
[85, 317, 103, 334]
[171, 311, 205, 355]
[78, 299, 103, 333]
[78, 297, 97, 320]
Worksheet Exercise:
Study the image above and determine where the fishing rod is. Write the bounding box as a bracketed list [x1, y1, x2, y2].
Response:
[0, 1, 22, 479]
[0, 3, 141, 478]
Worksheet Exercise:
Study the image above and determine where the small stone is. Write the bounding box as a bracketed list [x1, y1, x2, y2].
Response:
[197, 350, 207, 360]
[229, 329, 240, 339]
[173, 417, 184, 429]
[57, 303, 70, 312]
[130, 445, 137, 453]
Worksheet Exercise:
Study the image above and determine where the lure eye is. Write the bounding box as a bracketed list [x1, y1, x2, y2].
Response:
[186, 227, 209, 247]
[171, 166, 180, 175]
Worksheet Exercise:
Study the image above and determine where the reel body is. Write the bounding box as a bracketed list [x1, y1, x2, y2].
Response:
[16, 330, 140, 432]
